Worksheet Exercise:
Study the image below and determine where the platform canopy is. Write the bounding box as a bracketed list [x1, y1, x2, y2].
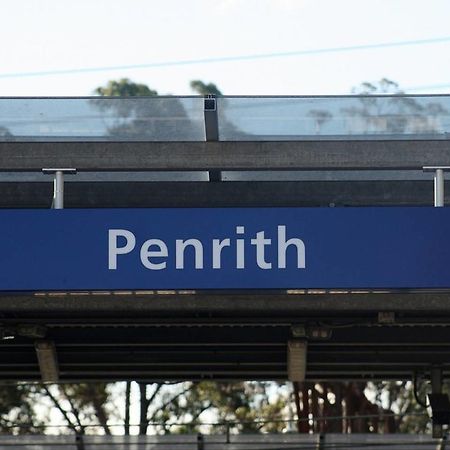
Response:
[0, 95, 450, 382]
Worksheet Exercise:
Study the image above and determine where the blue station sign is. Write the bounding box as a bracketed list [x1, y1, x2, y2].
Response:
[0, 207, 449, 291]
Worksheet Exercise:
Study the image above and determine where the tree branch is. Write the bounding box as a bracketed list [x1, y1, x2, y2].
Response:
[147, 386, 192, 424]
[43, 385, 78, 433]
[60, 385, 84, 432]
[124, 381, 131, 436]
[85, 385, 111, 435]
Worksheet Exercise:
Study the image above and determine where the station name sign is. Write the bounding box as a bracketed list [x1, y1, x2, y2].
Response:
[0, 208, 449, 291]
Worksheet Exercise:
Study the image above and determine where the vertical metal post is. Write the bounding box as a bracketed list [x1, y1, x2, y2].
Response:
[432, 366, 443, 439]
[316, 433, 325, 450]
[423, 167, 449, 207]
[42, 168, 76, 209]
[435, 169, 445, 207]
[75, 434, 85, 450]
[54, 170, 64, 209]
[197, 433, 204, 450]
[204, 95, 222, 182]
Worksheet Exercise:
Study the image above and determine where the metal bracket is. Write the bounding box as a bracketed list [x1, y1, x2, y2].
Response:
[378, 312, 395, 324]
[306, 326, 332, 340]
[291, 325, 307, 338]
[35, 340, 59, 383]
[287, 339, 307, 382]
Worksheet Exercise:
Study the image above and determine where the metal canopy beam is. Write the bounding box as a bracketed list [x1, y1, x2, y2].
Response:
[1, 140, 450, 170]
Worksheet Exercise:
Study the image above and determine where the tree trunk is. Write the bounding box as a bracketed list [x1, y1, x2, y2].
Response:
[124, 381, 131, 435]
[293, 382, 310, 433]
[86, 385, 111, 435]
[322, 382, 343, 433]
[138, 383, 148, 435]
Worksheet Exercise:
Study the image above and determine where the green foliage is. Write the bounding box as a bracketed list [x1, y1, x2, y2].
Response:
[94, 78, 158, 97]
[0, 384, 42, 434]
[34, 383, 114, 435]
[139, 381, 288, 435]
[92, 78, 199, 140]
[190, 80, 222, 96]
[184, 381, 287, 433]
[370, 381, 430, 433]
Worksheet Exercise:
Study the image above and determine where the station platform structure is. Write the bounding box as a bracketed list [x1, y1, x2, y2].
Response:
[0, 95, 450, 383]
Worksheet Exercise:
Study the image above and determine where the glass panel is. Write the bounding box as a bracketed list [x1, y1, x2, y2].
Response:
[65, 171, 210, 182]
[2, 96, 450, 142]
[0, 97, 205, 141]
[222, 170, 438, 181]
[217, 96, 450, 140]
[0, 436, 77, 449]
[0, 171, 210, 182]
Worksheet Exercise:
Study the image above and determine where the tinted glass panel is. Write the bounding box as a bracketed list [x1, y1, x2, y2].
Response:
[217, 96, 450, 140]
[0, 97, 205, 141]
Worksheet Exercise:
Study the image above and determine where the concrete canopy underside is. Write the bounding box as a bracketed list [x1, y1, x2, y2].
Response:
[1, 292, 450, 382]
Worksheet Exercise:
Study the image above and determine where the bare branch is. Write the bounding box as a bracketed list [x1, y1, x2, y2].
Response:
[43, 385, 78, 433]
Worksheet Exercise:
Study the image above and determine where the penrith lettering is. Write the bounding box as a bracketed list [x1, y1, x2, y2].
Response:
[108, 225, 306, 271]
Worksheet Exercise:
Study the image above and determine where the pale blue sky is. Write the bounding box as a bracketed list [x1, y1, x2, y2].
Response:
[0, 0, 449, 96]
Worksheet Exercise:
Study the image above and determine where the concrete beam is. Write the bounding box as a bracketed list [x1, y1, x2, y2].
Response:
[1, 292, 450, 315]
[0, 140, 450, 170]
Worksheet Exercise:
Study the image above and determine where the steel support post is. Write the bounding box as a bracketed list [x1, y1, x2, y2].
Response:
[54, 170, 64, 209]
[435, 169, 445, 207]
[42, 168, 76, 209]
[423, 166, 450, 207]
[75, 434, 85, 450]
[197, 433, 204, 450]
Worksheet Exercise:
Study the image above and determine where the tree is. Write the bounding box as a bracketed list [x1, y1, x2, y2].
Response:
[91, 78, 198, 140]
[307, 110, 332, 134]
[0, 384, 43, 434]
[118, 377, 288, 435]
[94, 78, 157, 97]
[0, 126, 13, 140]
[190, 80, 222, 96]
[344, 78, 447, 135]
[27, 383, 115, 435]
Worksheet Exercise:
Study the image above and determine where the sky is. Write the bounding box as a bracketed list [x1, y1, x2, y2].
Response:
[0, 0, 450, 96]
